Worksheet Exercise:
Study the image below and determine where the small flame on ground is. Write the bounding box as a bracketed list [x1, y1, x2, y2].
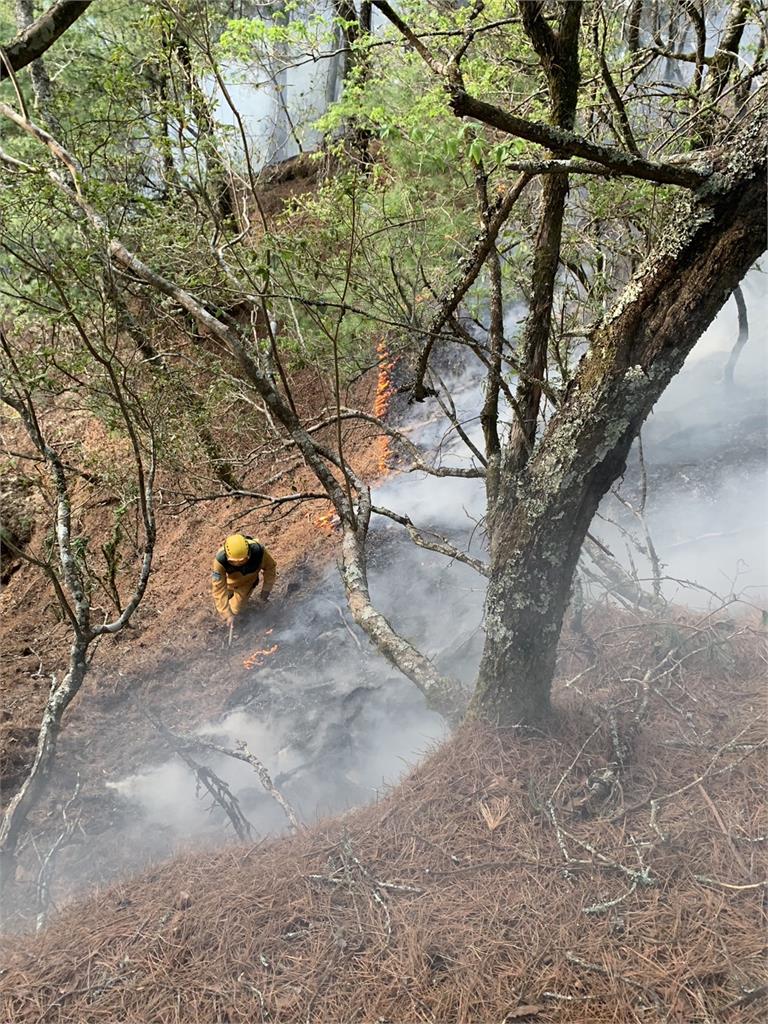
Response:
[375, 340, 398, 476]
[316, 509, 337, 533]
[243, 644, 278, 670]
[243, 629, 278, 669]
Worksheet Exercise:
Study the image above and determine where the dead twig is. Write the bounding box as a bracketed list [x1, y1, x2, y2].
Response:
[34, 775, 81, 932]
[146, 713, 253, 840]
[649, 733, 767, 841]
[719, 983, 768, 1014]
[697, 782, 749, 874]
[565, 951, 664, 1011]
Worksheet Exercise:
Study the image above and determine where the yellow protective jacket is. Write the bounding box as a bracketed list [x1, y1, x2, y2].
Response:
[211, 537, 277, 618]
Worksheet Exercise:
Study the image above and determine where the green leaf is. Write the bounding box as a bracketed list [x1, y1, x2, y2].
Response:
[468, 138, 485, 165]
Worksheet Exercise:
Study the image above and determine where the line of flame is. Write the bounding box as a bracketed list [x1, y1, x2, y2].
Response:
[314, 341, 397, 533]
[243, 643, 279, 669]
[375, 340, 397, 476]
[316, 509, 336, 533]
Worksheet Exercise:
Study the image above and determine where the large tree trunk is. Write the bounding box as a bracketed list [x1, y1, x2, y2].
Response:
[332, 0, 373, 168]
[472, 159, 767, 726]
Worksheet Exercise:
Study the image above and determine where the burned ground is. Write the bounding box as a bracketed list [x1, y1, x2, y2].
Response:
[0, 360, 389, 904]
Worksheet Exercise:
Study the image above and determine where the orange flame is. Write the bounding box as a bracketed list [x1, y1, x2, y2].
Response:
[243, 644, 278, 670]
[243, 629, 278, 669]
[316, 509, 336, 533]
[374, 340, 398, 476]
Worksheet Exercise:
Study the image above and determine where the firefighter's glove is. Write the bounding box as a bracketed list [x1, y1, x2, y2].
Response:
[221, 607, 235, 626]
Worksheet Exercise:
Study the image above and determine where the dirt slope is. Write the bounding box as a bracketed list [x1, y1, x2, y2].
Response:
[0, 367, 384, 793]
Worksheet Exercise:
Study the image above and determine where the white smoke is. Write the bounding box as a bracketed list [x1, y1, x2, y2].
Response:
[102, 267, 766, 882]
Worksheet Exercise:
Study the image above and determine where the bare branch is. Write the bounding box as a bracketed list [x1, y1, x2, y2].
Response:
[34, 775, 80, 931]
[0, 1, 92, 80]
[0, 99, 351, 514]
[0, 101, 466, 725]
[427, 365, 488, 468]
[681, 0, 707, 94]
[371, 504, 490, 576]
[450, 90, 711, 187]
[369, 0, 445, 74]
[371, 1, 710, 187]
[723, 282, 749, 385]
[195, 737, 300, 834]
[501, 157, 622, 176]
[410, 172, 532, 400]
[648, 733, 767, 841]
[149, 715, 300, 834]
[593, 9, 639, 155]
[340, 493, 467, 721]
[702, 0, 750, 104]
[0, 319, 156, 887]
[309, 407, 487, 478]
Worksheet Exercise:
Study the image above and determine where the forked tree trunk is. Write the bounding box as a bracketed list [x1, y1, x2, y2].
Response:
[472, 156, 767, 726]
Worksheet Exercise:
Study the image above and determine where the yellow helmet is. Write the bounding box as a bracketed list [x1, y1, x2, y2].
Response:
[224, 534, 249, 562]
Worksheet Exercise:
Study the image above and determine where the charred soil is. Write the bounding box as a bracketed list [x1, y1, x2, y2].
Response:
[0, 362, 385, 821]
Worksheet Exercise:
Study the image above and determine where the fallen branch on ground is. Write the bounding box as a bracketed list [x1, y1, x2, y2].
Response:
[147, 712, 300, 833]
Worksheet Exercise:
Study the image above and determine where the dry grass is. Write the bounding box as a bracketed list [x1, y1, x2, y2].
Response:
[1, 612, 766, 1023]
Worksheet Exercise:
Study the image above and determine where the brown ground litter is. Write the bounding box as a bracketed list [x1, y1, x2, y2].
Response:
[1, 617, 765, 1023]
[0, 363, 384, 796]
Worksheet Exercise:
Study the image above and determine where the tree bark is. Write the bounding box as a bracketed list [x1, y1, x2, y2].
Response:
[448, 90, 709, 188]
[14, 0, 61, 135]
[0, 0, 91, 79]
[333, 0, 374, 167]
[472, 150, 767, 726]
[702, 0, 750, 105]
[626, 0, 644, 53]
[501, 1, 581, 499]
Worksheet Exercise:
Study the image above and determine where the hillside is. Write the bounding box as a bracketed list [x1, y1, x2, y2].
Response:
[1, 613, 765, 1022]
[0, 357, 387, 878]
[1, 2, 767, 1021]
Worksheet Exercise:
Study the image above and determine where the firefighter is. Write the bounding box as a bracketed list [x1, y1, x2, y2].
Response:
[211, 533, 277, 625]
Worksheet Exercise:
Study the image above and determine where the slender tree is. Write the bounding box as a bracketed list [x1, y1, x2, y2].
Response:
[0, 318, 156, 886]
